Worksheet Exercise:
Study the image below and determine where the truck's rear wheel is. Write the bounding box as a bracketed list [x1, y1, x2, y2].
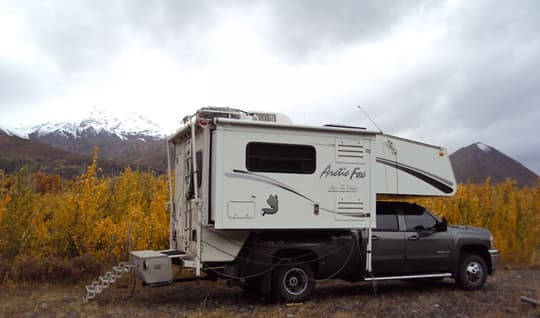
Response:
[272, 264, 315, 302]
[456, 254, 487, 290]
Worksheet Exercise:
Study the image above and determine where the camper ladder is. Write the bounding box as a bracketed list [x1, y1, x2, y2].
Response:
[83, 261, 135, 302]
[189, 120, 202, 277]
[181, 120, 202, 276]
[182, 140, 194, 253]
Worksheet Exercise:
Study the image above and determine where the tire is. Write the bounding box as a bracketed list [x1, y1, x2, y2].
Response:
[456, 254, 488, 290]
[272, 264, 315, 302]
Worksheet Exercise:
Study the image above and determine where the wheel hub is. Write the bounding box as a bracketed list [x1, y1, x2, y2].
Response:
[466, 261, 483, 283]
[283, 268, 308, 296]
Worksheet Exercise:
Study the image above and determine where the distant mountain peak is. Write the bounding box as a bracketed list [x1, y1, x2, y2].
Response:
[450, 142, 538, 187]
[0, 125, 30, 139]
[25, 106, 166, 140]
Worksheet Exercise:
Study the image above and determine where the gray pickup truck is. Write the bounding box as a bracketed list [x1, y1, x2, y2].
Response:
[221, 201, 499, 301]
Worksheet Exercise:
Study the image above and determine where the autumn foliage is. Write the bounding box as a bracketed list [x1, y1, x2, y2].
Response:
[0, 149, 539, 282]
[0, 149, 169, 282]
[413, 178, 540, 267]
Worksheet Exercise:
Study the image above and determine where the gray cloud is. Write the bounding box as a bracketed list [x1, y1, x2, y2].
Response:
[262, 0, 432, 59]
[0, 0, 538, 173]
[310, 1, 540, 173]
[6, 1, 219, 72]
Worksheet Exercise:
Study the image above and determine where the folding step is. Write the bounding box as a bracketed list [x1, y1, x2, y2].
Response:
[180, 255, 197, 268]
[83, 261, 135, 302]
[159, 249, 185, 258]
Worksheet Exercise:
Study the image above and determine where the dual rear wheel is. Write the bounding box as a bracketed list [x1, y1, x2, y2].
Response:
[272, 264, 315, 302]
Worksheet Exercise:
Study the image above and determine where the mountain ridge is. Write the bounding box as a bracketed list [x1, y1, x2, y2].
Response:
[0, 131, 134, 178]
[2, 113, 538, 185]
[450, 142, 538, 187]
[1, 107, 168, 172]
[19, 107, 167, 140]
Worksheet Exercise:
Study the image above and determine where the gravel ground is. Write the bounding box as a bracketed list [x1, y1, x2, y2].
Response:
[1, 270, 539, 317]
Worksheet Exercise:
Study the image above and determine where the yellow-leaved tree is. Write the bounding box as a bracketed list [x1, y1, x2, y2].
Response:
[415, 178, 540, 267]
[0, 167, 36, 258]
[68, 148, 109, 260]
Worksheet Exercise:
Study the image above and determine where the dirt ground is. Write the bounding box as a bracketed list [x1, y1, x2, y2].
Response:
[1, 270, 539, 318]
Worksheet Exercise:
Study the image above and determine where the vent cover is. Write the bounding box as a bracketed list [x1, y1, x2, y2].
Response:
[336, 139, 368, 164]
[252, 112, 277, 122]
[335, 197, 369, 220]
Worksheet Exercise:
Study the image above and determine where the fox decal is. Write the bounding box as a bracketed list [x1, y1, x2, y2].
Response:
[262, 194, 279, 216]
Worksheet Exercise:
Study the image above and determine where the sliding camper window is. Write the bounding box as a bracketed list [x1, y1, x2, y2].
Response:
[246, 142, 316, 174]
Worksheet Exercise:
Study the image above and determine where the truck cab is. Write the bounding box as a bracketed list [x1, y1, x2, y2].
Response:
[226, 201, 498, 301]
[372, 202, 498, 287]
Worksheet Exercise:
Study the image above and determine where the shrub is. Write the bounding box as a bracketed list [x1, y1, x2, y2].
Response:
[2, 254, 103, 284]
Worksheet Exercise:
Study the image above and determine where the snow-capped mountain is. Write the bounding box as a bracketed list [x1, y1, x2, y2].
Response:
[1, 107, 170, 171]
[27, 107, 166, 140]
[0, 124, 31, 139]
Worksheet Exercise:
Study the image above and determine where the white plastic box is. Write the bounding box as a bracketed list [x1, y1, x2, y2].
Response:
[130, 250, 172, 284]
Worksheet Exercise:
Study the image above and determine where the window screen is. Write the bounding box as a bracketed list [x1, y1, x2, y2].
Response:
[246, 142, 316, 174]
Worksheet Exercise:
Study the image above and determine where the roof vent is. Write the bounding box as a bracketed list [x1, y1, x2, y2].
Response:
[251, 112, 276, 122]
[196, 107, 249, 121]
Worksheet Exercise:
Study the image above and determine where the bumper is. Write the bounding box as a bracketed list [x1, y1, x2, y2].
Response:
[488, 249, 499, 274]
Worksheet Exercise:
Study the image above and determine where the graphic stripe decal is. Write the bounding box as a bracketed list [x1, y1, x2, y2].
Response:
[225, 170, 369, 220]
[376, 158, 454, 194]
[227, 170, 316, 203]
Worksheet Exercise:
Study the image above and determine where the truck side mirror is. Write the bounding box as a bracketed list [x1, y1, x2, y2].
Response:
[438, 217, 448, 232]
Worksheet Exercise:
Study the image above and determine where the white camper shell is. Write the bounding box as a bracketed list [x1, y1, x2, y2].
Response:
[132, 107, 456, 284]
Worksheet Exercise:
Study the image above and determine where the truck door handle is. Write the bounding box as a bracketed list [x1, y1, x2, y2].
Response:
[408, 235, 419, 241]
[371, 235, 380, 241]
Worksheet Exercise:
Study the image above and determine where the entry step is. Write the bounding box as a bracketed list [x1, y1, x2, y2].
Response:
[159, 249, 185, 258]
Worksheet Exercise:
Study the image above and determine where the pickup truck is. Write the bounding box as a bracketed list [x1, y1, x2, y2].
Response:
[220, 201, 499, 301]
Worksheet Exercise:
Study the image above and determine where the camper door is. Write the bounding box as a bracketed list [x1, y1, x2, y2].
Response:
[172, 125, 210, 255]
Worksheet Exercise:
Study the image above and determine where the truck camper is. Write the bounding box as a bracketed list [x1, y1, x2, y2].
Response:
[85, 107, 498, 302]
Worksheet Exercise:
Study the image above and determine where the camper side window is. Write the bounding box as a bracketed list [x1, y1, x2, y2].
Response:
[246, 142, 316, 174]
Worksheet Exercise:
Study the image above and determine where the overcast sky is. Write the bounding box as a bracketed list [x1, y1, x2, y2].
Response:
[0, 0, 539, 173]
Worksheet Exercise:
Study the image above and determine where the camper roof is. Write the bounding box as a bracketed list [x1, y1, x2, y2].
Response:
[168, 117, 381, 144]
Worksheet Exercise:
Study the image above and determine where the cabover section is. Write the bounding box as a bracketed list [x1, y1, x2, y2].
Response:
[212, 119, 377, 229]
[375, 134, 456, 196]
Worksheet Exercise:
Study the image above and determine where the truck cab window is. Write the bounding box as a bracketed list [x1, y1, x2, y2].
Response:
[376, 214, 399, 231]
[404, 210, 437, 231]
[375, 204, 399, 231]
